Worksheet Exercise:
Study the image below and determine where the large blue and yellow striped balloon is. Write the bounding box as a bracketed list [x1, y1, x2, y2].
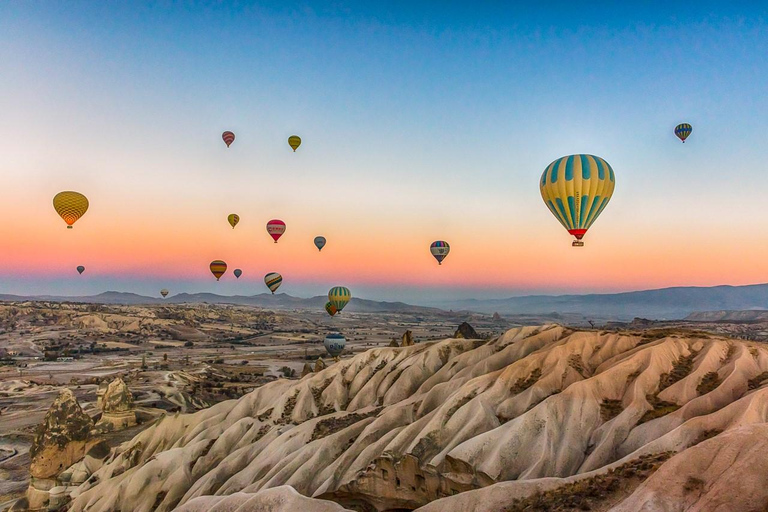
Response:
[540, 154, 615, 245]
[328, 286, 351, 313]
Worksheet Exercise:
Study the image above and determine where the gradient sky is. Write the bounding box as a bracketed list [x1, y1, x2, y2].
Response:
[2, 2, 768, 303]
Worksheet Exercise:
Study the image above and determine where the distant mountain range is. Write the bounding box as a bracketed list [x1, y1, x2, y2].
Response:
[430, 284, 768, 320]
[0, 291, 445, 315]
[2, 283, 768, 320]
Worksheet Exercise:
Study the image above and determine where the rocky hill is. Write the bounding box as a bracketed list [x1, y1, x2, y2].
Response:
[63, 325, 768, 511]
[684, 309, 768, 322]
[434, 283, 768, 319]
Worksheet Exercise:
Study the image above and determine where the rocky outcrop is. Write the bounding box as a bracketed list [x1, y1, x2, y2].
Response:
[401, 330, 414, 347]
[29, 389, 94, 479]
[314, 357, 326, 372]
[95, 378, 136, 431]
[492, 312, 502, 322]
[27, 389, 95, 511]
[301, 362, 313, 378]
[453, 322, 478, 339]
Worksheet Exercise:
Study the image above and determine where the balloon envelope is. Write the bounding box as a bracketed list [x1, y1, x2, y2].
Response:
[430, 241, 450, 265]
[266, 220, 286, 243]
[160, 289, 169, 298]
[324, 333, 346, 357]
[288, 135, 301, 151]
[210, 260, 227, 280]
[53, 191, 89, 229]
[228, 214, 240, 229]
[675, 123, 692, 143]
[264, 272, 282, 293]
[540, 154, 616, 245]
[314, 236, 327, 251]
[76, 266, 85, 275]
[325, 301, 338, 317]
[222, 131, 235, 147]
[328, 286, 351, 313]
[234, 269, 242, 279]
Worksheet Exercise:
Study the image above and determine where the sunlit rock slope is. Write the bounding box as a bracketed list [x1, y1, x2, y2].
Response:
[66, 325, 768, 511]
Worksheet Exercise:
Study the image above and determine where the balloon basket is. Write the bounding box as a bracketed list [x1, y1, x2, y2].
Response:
[572, 240, 584, 247]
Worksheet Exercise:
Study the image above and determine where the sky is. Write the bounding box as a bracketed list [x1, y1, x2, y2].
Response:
[2, 1, 768, 303]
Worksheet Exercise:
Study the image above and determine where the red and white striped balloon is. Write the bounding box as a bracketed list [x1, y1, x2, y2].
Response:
[222, 131, 235, 148]
[266, 219, 286, 243]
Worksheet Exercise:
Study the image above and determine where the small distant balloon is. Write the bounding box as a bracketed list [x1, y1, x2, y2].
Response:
[53, 191, 89, 229]
[328, 286, 351, 314]
[430, 241, 450, 265]
[222, 131, 235, 148]
[324, 332, 346, 358]
[325, 301, 338, 317]
[228, 214, 240, 229]
[160, 289, 169, 298]
[266, 219, 286, 243]
[314, 236, 327, 252]
[76, 266, 85, 275]
[675, 123, 692, 143]
[264, 272, 282, 294]
[210, 260, 227, 280]
[234, 268, 242, 279]
[288, 135, 302, 152]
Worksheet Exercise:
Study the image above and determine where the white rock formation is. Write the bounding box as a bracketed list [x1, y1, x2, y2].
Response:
[63, 326, 768, 511]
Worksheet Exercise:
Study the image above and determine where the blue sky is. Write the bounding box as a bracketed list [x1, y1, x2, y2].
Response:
[2, 2, 768, 302]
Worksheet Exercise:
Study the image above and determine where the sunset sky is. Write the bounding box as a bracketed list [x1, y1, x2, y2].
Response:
[2, 2, 768, 302]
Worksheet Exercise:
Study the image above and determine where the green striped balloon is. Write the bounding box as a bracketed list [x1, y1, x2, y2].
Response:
[328, 286, 351, 313]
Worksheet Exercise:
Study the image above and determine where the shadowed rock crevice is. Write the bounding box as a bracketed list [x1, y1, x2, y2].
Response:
[501, 452, 673, 512]
[324, 453, 494, 511]
[509, 368, 541, 395]
[311, 409, 382, 442]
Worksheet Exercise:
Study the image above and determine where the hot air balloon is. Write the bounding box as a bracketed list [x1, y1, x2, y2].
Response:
[675, 123, 692, 143]
[264, 272, 282, 293]
[234, 269, 242, 279]
[430, 241, 450, 265]
[325, 301, 338, 317]
[210, 260, 227, 280]
[222, 131, 235, 148]
[266, 219, 286, 243]
[540, 154, 616, 247]
[324, 332, 346, 358]
[228, 214, 240, 229]
[53, 191, 89, 229]
[160, 289, 169, 298]
[76, 266, 85, 275]
[328, 286, 351, 314]
[288, 135, 301, 152]
[314, 236, 327, 252]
